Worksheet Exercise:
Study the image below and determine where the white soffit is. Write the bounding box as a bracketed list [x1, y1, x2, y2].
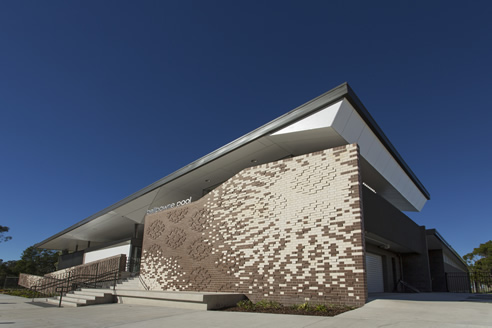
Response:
[272, 101, 342, 135]
[271, 99, 427, 212]
[40, 190, 161, 250]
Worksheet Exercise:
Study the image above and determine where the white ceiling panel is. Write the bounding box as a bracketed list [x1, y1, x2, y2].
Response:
[341, 110, 365, 144]
[382, 158, 398, 183]
[331, 99, 352, 133]
[403, 175, 416, 194]
[271, 101, 342, 135]
[375, 148, 393, 176]
[388, 167, 405, 192]
[357, 125, 377, 158]
[114, 189, 159, 216]
[364, 135, 384, 167]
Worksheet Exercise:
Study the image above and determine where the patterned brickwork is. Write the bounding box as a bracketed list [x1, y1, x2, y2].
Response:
[141, 144, 366, 306]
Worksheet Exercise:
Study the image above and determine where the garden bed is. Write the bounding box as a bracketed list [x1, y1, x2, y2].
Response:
[220, 300, 355, 317]
[0, 288, 40, 298]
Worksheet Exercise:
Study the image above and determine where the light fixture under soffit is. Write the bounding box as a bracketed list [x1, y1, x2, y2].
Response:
[362, 182, 377, 193]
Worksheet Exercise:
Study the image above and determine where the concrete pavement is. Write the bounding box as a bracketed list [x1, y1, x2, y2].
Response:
[0, 293, 491, 328]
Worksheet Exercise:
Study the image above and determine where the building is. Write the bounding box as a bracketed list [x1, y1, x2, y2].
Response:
[35, 83, 467, 307]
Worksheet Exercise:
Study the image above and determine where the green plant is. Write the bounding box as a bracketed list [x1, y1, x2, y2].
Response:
[1, 288, 39, 298]
[237, 299, 255, 310]
[293, 302, 312, 311]
[313, 304, 328, 312]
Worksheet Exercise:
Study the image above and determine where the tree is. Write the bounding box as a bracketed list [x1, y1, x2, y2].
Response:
[14, 246, 59, 276]
[464, 240, 492, 273]
[0, 225, 12, 243]
[0, 259, 17, 277]
[0, 259, 18, 289]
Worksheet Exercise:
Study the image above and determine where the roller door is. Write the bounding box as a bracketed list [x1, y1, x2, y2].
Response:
[366, 253, 384, 293]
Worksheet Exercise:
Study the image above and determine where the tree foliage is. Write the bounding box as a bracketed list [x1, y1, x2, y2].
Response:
[0, 225, 12, 243]
[464, 240, 492, 273]
[0, 259, 17, 277]
[13, 246, 59, 276]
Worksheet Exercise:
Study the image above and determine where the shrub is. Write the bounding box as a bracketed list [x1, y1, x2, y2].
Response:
[293, 302, 312, 311]
[233, 299, 356, 316]
[313, 304, 328, 312]
[255, 300, 282, 309]
[0, 288, 39, 298]
[237, 299, 255, 310]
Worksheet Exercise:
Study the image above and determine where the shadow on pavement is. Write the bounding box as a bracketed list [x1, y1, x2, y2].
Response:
[368, 292, 492, 303]
[26, 301, 59, 308]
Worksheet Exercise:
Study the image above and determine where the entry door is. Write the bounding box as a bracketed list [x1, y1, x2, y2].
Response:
[366, 253, 384, 293]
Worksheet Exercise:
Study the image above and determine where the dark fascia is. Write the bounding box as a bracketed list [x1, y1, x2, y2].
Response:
[426, 229, 467, 267]
[35, 82, 430, 249]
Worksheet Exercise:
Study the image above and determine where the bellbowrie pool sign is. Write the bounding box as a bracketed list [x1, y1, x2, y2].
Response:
[146, 197, 192, 214]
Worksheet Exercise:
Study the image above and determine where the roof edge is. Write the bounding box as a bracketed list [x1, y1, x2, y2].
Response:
[35, 83, 351, 249]
[426, 229, 467, 267]
[344, 84, 430, 200]
[36, 82, 430, 249]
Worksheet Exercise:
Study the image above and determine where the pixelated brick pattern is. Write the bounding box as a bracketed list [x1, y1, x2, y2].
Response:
[141, 144, 366, 306]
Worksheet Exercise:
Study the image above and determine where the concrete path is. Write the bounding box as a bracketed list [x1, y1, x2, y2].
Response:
[0, 293, 491, 328]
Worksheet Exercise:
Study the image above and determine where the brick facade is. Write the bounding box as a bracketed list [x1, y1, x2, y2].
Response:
[141, 144, 367, 306]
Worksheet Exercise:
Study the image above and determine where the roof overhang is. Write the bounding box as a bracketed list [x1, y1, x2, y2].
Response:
[426, 229, 467, 267]
[36, 83, 430, 251]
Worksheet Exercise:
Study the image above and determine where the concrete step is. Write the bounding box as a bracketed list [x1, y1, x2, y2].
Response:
[117, 282, 141, 287]
[114, 290, 246, 310]
[118, 280, 141, 285]
[119, 271, 132, 279]
[75, 289, 115, 296]
[57, 296, 92, 305]
[44, 288, 245, 310]
[39, 272, 138, 308]
[46, 297, 82, 307]
[114, 276, 145, 290]
[73, 289, 115, 304]
[44, 289, 115, 307]
[115, 285, 144, 290]
[63, 293, 99, 301]
[42, 275, 245, 310]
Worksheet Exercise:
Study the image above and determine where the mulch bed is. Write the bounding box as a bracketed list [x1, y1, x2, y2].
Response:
[220, 305, 354, 317]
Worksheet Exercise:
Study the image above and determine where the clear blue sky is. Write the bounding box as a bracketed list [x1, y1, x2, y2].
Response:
[1, 1, 491, 261]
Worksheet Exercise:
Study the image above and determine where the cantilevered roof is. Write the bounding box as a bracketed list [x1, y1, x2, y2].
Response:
[426, 229, 467, 268]
[36, 83, 430, 251]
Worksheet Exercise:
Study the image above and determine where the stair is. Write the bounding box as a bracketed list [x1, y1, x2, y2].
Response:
[113, 276, 245, 309]
[44, 275, 246, 310]
[46, 289, 115, 307]
[114, 276, 145, 290]
[114, 289, 246, 310]
[45, 275, 140, 307]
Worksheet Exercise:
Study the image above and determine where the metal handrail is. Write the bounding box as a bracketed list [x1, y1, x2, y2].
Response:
[31, 269, 121, 306]
[138, 274, 149, 291]
[54, 270, 120, 306]
[31, 275, 68, 300]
